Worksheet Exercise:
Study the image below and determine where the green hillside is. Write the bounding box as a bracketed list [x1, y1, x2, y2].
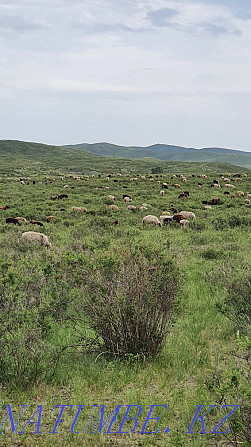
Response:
[66, 142, 251, 168]
[0, 140, 249, 177]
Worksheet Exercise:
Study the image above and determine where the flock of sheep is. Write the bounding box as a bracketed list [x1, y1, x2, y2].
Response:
[1, 170, 250, 249]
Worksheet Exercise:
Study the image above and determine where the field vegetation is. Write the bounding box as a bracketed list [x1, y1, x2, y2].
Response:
[0, 143, 250, 446]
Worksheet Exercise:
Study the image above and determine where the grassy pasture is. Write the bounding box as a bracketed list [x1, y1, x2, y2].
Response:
[0, 159, 250, 447]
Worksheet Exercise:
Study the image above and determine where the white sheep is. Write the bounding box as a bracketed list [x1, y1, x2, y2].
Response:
[142, 215, 161, 227]
[21, 231, 51, 248]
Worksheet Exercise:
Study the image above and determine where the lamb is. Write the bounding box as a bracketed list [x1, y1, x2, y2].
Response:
[21, 231, 51, 248]
[180, 219, 189, 228]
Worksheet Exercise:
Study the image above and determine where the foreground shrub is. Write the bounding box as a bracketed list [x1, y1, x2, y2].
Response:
[216, 264, 251, 336]
[77, 246, 180, 358]
[0, 253, 69, 387]
[207, 263, 251, 447]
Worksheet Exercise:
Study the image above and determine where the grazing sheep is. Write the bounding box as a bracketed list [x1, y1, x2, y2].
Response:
[170, 207, 178, 214]
[247, 194, 251, 199]
[123, 196, 132, 203]
[127, 205, 136, 211]
[161, 216, 173, 225]
[162, 183, 168, 189]
[203, 206, 212, 210]
[139, 206, 148, 211]
[58, 194, 69, 199]
[111, 219, 119, 225]
[71, 206, 87, 212]
[108, 195, 116, 201]
[0, 205, 10, 210]
[180, 219, 189, 228]
[109, 205, 119, 210]
[211, 198, 220, 205]
[173, 213, 186, 223]
[225, 184, 235, 189]
[245, 199, 250, 204]
[160, 190, 165, 196]
[6, 217, 21, 225]
[21, 231, 51, 248]
[51, 195, 58, 200]
[237, 191, 245, 197]
[180, 211, 196, 219]
[173, 184, 180, 189]
[161, 211, 171, 215]
[15, 217, 27, 222]
[46, 215, 56, 222]
[30, 220, 44, 227]
[142, 215, 161, 227]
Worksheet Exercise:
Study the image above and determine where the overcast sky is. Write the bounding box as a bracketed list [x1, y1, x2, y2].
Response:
[0, 0, 251, 150]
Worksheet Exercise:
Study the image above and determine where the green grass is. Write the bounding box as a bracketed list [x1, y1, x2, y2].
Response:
[0, 145, 250, 446]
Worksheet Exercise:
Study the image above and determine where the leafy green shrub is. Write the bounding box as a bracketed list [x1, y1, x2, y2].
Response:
[0, 254, 69, 387]
[76, 246, 180, 359]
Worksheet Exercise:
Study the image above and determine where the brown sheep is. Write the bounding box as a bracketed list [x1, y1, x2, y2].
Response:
[170, 207, 178, 213]
[6, 217, 21, 225]
[30, 220, 44, 227]
[46, 215, 56, 222]
[173, 213, 186, 223]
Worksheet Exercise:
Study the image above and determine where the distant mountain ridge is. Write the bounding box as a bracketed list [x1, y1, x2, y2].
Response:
[1, 139, 249, 176]
[66, 142, 251, 168]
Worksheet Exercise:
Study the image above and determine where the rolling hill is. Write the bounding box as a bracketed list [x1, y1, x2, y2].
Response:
[0, 139, 249, 176]
[66, 142, 251, 168]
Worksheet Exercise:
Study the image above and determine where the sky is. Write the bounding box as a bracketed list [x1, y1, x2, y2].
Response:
[0, 0, 251, 151]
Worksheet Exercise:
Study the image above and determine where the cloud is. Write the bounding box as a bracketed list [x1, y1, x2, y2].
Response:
[0, 15, 47, 32]
[147, 7, 179, 27]
[201, 22, 241, 35]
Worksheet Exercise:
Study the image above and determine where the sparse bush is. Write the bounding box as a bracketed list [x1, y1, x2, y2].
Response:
[0, 254, 69, 387]
[201, 248, 222, 260]
[212, 218, 226, 230]
[76, 246, 180, 359]
[216, 265, 250, 336]
[189, 220, 206, 231]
